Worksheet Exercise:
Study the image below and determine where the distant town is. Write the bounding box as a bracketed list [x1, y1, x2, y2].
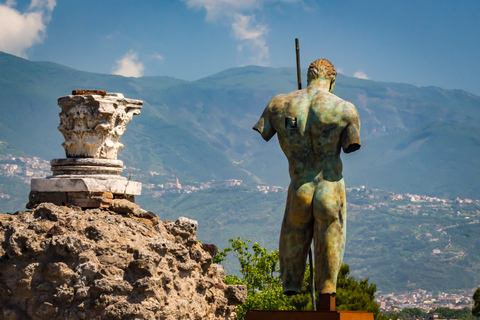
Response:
[0, 153, 50, 199]
[2, 152, 480, 207]
[143, 174, 244, 197]
[376, 288, 476, 312]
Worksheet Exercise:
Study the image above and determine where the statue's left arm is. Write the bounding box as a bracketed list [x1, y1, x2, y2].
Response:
[342, 103, 361, 154]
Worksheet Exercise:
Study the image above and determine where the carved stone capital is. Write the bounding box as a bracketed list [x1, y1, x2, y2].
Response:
[57, 92, 142, 159]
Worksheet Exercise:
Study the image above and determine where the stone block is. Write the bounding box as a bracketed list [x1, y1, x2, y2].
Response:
[31, 177, 142, 195]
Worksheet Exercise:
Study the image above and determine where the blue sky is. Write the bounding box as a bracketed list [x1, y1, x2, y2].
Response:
[1, 0, 479, 95]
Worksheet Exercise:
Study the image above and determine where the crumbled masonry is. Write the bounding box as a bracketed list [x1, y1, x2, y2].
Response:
[0, 202, 246, 320]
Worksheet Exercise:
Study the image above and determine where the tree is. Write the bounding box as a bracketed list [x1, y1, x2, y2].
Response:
[215, 238, 385, 320]
[214, 238, 295, 319]
[383, 311, 399, 320]
[396, 308, 427, 319]
[336, 264, 386, 320]
[431, 307, 475, 320]
[474, 287, 480, 318]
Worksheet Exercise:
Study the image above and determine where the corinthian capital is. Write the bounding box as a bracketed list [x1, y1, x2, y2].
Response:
[57, 92, 142, 159]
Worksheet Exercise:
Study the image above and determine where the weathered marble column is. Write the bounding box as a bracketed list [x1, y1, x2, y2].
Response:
[28, 90, 143, 208]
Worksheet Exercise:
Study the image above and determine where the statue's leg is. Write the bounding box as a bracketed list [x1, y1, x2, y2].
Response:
[279, 182, 315, 295]
[312, 179, 346, 294]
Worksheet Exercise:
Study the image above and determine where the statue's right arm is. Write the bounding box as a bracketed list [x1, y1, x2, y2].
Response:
[253, 101, 277, 142]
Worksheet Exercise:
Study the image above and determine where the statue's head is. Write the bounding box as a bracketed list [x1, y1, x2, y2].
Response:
[307, 59, 337, 92]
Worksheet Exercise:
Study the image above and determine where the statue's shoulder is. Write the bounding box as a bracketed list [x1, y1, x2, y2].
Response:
[338, 99, 360, 122]
[325, 94, 359, 120]
[326, 92, 346, 103]
[267, 92, 292, 112]
[326, 93, 353, 108]
[267, 89, 309, 114]
[270, 93, 287, 103]
[342, 99, 357, 112]
[270, 91, 296, 102]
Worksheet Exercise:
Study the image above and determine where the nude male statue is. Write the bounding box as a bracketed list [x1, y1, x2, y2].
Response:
[253, 59, 361, 309]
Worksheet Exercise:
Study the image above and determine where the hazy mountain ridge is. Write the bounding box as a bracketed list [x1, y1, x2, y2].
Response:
[1, 51, 480, 294]
[1, 51, 480, 198]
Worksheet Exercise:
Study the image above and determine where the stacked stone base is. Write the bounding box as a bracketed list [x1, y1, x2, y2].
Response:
[29, 158, 141, 210]
[27, 191, 135, 209]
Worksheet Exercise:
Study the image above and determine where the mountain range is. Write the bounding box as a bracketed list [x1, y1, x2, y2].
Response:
[1, 51, 479, 199]
[1, 51, 480, 293]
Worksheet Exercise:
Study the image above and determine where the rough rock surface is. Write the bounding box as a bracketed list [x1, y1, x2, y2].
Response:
[0, 202, 246, 320]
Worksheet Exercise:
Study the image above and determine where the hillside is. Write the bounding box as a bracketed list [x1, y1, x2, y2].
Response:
[132, 184, 480, 294]
[3, 158, 479, 294]
[1, 51, 480, 197]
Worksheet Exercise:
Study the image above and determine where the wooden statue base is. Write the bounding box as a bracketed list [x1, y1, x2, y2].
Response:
[245, 310, 374, 320]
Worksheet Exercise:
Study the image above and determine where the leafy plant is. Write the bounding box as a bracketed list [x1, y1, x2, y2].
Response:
[474, 287, 480, 318]
[215, 238, 385, 320]
[214, 238, 295, 319]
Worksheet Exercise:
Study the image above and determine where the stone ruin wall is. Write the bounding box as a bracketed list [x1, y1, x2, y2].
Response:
[0, 202, 246, 320]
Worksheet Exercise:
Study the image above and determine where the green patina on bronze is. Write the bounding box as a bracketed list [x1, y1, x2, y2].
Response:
[253, 59, 361, 295]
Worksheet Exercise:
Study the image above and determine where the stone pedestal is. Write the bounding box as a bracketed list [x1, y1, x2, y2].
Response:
[28, 90, 143, 209]
[28, 158, 141, 208]
[245, 310, 374, 320]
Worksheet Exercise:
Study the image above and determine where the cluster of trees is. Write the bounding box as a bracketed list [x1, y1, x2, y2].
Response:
[214, 238, 480, 320]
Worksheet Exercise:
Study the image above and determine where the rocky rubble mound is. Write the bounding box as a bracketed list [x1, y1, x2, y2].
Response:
[0, 202, 246, 320]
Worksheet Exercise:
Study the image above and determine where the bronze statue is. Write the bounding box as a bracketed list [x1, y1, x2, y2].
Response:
[253, 59, 361, 309]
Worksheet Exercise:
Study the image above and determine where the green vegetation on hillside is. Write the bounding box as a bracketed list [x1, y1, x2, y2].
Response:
[346, 188, 480, 293]
[0, 175, 29, 212]
[140, 186, 285, 251]
[137, 186, 480, 293]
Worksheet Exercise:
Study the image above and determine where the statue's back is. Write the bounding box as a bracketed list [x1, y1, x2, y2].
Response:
[272, 89, 352, 180]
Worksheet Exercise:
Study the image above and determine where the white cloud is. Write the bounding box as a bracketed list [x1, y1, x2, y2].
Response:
[353, 70, 370, 80]
[29, 0, 55, 12]
[112, 51, 145, 78]
[232, 13, 267, 41]
[232, 13, 269, 66]
[0, 0, 56, 57]
[182, 0, 297, 66]
[182, 0, 264, 21]
[152, 53, 165, 62]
